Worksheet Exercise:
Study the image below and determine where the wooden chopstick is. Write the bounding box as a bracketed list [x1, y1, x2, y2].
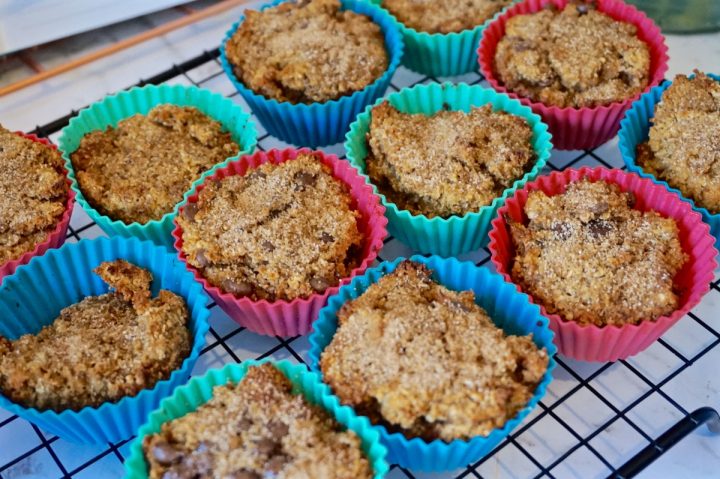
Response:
[0, 0, 252, 97]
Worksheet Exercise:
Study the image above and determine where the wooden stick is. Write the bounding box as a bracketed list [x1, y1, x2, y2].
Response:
[0, 0, 251, 97]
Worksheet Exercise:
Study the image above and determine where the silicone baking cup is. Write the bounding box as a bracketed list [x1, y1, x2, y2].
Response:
[57, 84, 257, 249]
[219, 0, 403, 148]
[124, 360, 389, 478]
[0, 236, 211, 443]
[489, 167, 717, 362]
[368, 0, 513, 76]
[172, 148, 388, 337]
[0, 133, 75, 284]
[619, 73, 720, 250]
[478, 0, 668, 150]
[308, 255, 557, 471]
[345, 82, 552, 256]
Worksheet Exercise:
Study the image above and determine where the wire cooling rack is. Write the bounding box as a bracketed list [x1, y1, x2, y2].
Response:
[0, 47, 718, 479]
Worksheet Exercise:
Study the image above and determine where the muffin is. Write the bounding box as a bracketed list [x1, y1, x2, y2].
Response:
[493, 1, 651, 108]
[508, 179, 687, 327]
[0, 126, 68, 265]
[224, 0, 389, 104]
[636, 71, 720, 214]
[382, 0, 511, 33]
[142, 363, 373, 479]
[0, 260, 190, 411]
[320, 260, 549, 441]
[178, 153, 364, 301]
[365, 101, 535, 218]
[70, 104, 240, 224]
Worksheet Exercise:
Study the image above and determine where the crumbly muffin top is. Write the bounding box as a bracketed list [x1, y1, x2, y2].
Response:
[0, 260, 190, 411]
[143, 363, 373, 479]
[383, 0, 510, 33]
[494, 1, 651, 108]
[225, 0, 389, 103]
[0, 126, 68, 265]
[508, 179, 687, 327]
[366, 102, 535, 218]
[320, 261, 548, 441]
[178, 153, 364, 301]
[71, 104, 240, 224]
[637, 71, 720, 214]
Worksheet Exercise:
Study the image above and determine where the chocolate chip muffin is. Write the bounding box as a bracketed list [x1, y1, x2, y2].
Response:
[366, 102, 535, 218]
[0, 126, 68, 265]
[71, 104, 240, 224]
[320, 260, 548, 441]
[142, 363, 373, 479]
[0, 260, 190, 411]
[494, 1, 651, 108]
[636, 71, 720, 214]
[178, 153, 364, 301]
[508, 179, 687, 327]
[224, 0, 388, 103]
[383, 0, 511, 33]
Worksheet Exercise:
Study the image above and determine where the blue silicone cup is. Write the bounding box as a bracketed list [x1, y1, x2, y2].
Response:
[345, 82, 552, 256]
[0, 236, 211, 444]
[57, 84, 257, 249]
[124, 360, 390, 478]
[619, 73, 720, 249]
[308, 255, 557, 471]
[219, 0, 403, 148]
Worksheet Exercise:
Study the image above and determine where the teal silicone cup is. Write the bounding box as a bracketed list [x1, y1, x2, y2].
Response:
[219, 0, 403, 148]
[619, 73, 720, 249]
[0, 236, 211, 444]
[124, 359, 390, 478]
[369, 0, 513, 76]
[57, 84, 257, 248]
[308, 255, 557, 471]
[345, 82, 552, 256]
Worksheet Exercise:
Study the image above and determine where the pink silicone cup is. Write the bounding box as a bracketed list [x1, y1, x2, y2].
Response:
[478, 0, 668, 150]
[172, 148, 388, 337]
[488, 167, 718, 362]
[0, 133, 75, 284]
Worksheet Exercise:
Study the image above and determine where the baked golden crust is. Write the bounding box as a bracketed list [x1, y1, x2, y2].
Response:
[142, 363, 373, 479]
[71, 104, 240, 224]
[494, 2, 650, 108]
[509, 179, 687, 327]
[637, 71, 720, 214]
[178, 153, 364, 301]
[0, 126, 68, 265]
[366, 102, 535, 218]
[383, 0, 510, 33]
[0, 260, 190, 411]
[225, 0, 388, 103]
[320, 261, 548, 441]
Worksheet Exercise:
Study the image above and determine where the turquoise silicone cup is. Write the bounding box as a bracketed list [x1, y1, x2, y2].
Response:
[345, 82, 553, 256]
[219, 0, 403, 148]
[308, 255, 557, 471]
[369, 0, 514, 76]
[619, 73, 720, 249]
[0, 236, 211, 444]
[57, 84, 257, 249]
[124, 360, 390, 478]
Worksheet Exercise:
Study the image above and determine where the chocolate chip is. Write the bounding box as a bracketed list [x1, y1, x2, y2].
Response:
[265, 454, 288, 473]
[222, 278, 253, 297]
[589, 200, 609, 215]
[549, 222, 572, 240]
[587, 219, 612, 238]
[228, 471, 261, 479]
[255, 437, 279, 455]
[262, 240, 275, 251]
[248, 169, 266, 180]
[619, 71, 635, 86]
[182, 203, 198, 221]
[237, 417, 252, 430]
[320, 232, 334, 244]
[309, 276, 330, 292]
[268, 420, 289, 437]
[195, 249, 209, 268]
[151, 440, 183, 466]
[294, 172, 316, 190]
[576, 3, 589, 15]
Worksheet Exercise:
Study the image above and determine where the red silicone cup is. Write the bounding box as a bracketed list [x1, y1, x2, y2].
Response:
[478, 0, 668, 150]
[0, 133, 75, 284]
[172, 148, 388, 337]
[489, 167, 718, 362]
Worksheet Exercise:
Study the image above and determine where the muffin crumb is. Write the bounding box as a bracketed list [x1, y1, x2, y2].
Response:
[383, 0, 511, 33]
